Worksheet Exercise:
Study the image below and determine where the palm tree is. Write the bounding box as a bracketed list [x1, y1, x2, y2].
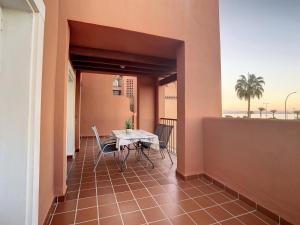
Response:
[235, 74, 265, 118]
[294, 110, 300, 120]
[258, 107, 265, 118]
[249, 111, 254, 118]
[270, 109, 277, 119]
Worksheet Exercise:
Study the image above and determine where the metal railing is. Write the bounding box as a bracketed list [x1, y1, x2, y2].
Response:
[160, 118, 177, 155]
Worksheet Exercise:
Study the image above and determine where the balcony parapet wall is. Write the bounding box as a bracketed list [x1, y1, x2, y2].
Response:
[203, 117, 300, 225]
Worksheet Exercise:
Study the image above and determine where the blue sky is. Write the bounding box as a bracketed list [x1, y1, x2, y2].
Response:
[220, 0, 300, 112]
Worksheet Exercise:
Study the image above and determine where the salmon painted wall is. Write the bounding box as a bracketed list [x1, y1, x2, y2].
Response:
[203, 118, 300, 224]
[137, 76, 156, 132]
[40, 1, 221, 219]
[80, 73, 133, 136]
[53, 6, 70, 197]
[39, 0, 58, 223]
[164, 82, 177, 119]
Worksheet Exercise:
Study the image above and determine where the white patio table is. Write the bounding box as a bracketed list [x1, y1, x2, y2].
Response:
[111, 129, 159, 170]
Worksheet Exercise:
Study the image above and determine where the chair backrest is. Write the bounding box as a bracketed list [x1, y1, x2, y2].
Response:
[160, 124, 173, 148]
[91, 125, 102, 152]
[154, 124, 164, 138]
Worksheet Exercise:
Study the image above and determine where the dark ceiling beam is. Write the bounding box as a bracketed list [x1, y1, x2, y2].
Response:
[72, 61, 172, 75]
[158, 74, 177, 86]
[69, 46, 176, 68]
[70, 56, 175, 72]
[73, 65, 165, 76]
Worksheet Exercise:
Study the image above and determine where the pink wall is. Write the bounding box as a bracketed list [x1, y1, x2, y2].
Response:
[137, 76, 156, 132]
[203, 118, 300, 224]
[164, 82, 177, 119]
[38, 0, 58, 223]
[80, 73, 133, 136]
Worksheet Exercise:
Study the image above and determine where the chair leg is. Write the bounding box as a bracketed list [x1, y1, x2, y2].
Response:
[94, 152, 103, 172]
[140, 147, 154, 169]
[94, 150, 101, 165]
[165, 148, 174, 165]
[160, 149, 165, 159]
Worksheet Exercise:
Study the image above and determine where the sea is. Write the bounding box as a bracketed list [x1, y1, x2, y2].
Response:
[222, 112, 298, 120]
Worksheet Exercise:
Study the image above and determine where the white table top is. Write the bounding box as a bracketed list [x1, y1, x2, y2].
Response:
[112, 129, 159, 150]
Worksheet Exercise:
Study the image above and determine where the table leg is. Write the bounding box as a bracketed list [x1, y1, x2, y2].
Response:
[140, 146, 154, 169]
[120, 146, 131, 172]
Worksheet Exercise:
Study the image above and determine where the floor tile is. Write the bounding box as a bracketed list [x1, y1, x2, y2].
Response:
[80, 181, 96, 190]
[238, 213, 267, 225]
[169, 190, 190, 201]
[51, 211, 75, 225]
[98, 203, 119, 218]
[160, 203, 185, 218]
[97, 187, 114, 195]
[99, 215, 123, 225]
[139, 175, 154, 182]
[79, 189, 96, 198]
[253, 211, 278, 225]
[111, 178, 127, 186]
[178, 199, 200, 212]
[205, 206, 233, 221]
[222, 201, 248, 216]
[132, 188, 150, 199]
[122, 211, 146, 225]
[177, 182, 194, 190]
[126, 176, 140, 183]
[76, 207, 98, 223]
[129, 182, 145, 190]
[153, 193, 173, 205]
[149, 219, 172, 225]
[208, 192, 231, 204]
[221, 218, 244, 225]
[142, 207, 166, 223]
[136, 197, 158, 209]
[55, 200, 77, 213]
[76, 219, 98, 225]
[235, 200, 256, 212]
[184, 187, 204, 198]
[97, 180, 112, 187]
[115, 191, 134, 202]
[197, 185, 217, 194]
[118, 200, 139, 213]
[189, 210, 217, 225]
[113, 185, 130, 193]
[148, 186, 166, 195]
[171, 214, 195, 225]
[65, 191, 79, 200]
[77, 196, 97, 209]
[98, 194, 116, 205]
[194, 196, 216, 208]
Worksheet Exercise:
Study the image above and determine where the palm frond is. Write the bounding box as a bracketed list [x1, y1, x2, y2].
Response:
[235, 73, 265, 100]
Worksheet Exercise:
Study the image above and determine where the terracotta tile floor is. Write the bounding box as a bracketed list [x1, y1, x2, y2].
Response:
[49, 137, 277, 225]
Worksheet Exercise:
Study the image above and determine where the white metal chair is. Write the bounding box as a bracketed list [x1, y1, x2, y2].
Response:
[91, 125, 119, 172]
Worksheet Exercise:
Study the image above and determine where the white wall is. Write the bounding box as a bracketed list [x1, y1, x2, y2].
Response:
[0, 0, 45, 224]
[66, 64, 76, 156]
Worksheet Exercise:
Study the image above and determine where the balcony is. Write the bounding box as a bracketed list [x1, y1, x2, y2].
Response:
[47, 134, 289, 225]
[1, 1, 299, 225]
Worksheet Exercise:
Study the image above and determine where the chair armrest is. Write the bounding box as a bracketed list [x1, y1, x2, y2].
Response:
[102, 139, 116, 144]
[102, 142, 117, 152]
